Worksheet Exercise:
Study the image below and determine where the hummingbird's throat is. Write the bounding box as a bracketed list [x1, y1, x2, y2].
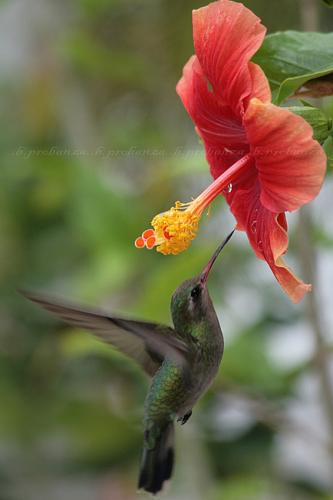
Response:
[134, 154, 251, 255]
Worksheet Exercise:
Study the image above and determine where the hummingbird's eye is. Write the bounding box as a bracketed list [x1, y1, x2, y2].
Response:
[190, 285, 201, 300]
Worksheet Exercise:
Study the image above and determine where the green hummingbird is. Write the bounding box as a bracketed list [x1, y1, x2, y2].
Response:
[21, 229, 234, 495]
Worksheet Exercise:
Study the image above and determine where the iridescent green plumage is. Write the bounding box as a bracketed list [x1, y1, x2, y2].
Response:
[21, 230, 234, 495]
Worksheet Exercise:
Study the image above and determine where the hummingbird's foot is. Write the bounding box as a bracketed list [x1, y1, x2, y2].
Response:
[177, 410, 192, 426]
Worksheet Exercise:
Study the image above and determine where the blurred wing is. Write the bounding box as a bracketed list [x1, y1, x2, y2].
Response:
[21, 290, 188, 376]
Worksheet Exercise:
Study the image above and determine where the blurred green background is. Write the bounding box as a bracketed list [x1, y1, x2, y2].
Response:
[1, 0, 333, 499]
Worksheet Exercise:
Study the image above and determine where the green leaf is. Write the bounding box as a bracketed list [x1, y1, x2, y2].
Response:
[322, 0, 333, 6]
[323, 136, 333, 171]
[285, 105, 333, 143]
[253, 31, 333, 104]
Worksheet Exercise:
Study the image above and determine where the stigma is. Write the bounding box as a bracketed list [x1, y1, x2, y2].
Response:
[135, 201, 200, 255]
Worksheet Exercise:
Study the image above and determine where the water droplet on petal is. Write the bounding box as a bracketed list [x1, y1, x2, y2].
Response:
[258, 240, 263, 250]
[251, 220, 257, 234]
[223, 183, 233, 194]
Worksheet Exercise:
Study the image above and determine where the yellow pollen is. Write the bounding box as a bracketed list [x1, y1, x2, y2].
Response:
[151, 201, 200, 255]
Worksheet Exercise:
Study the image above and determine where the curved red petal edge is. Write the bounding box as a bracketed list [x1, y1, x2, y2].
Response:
[176, 32, 271, 181]
[268, 214, 312, 303]
[192, 0, 267, 114]
[176, 55, 248, 174]
[231, 180, 311, 303]
[244, 99, 327, 213]
[247, 62, 271, 104]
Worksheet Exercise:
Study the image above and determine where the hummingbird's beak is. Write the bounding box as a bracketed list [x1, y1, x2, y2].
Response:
[200, 229, 235, 284]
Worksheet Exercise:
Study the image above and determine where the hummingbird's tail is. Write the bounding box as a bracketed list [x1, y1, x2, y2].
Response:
[138, 421, 174, 495]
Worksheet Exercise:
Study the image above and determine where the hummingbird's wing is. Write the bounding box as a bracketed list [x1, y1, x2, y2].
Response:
[21, 290, 188, 376]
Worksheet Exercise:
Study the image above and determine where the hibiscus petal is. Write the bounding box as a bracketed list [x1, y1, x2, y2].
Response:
[193, 0, 266, 114]
[244, 98, 327, 213]
[176, 55, 248, 175]
[247, 62, 271, 103]
[229, 178, 311, 302]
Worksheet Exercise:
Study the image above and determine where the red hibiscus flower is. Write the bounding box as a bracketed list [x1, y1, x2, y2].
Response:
[135, 0, 326, 303]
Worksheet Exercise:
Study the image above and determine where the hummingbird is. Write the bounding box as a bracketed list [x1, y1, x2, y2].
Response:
[21, 229, 234, 495]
